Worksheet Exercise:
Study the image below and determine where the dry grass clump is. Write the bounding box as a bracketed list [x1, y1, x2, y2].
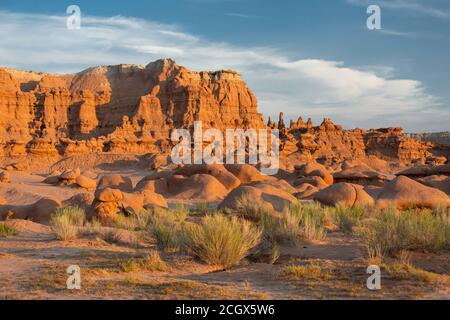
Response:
[278, 262, 330, 280]
[147, 207, 187, 250]
[0, 222, 17, 237]
[331, 205, 369, 233]
[235, 193, 271, 220]
[383, 262, 450, 284]
[50, 206, 86, 241]
[260, 203, 327, 245]
[179, 213, 262, 269]
[357, 207, 450, 259]
[121, 250, 168, 272]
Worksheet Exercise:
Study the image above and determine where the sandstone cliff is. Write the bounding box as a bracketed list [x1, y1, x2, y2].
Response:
[0, 59, 265, 158]
[0, 59, 436, 167]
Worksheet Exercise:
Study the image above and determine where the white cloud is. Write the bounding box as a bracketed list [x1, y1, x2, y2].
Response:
[0, 10, 447, 132]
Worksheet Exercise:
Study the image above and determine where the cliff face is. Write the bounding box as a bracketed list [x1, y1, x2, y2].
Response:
[0, 59, 436, 166]
[0, 59, 265, 157]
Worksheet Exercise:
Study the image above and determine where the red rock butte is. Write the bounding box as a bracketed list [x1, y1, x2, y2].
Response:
[0, 58, 443, 168]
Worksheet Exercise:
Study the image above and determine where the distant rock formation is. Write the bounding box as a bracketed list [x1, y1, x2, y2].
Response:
[0, 59, 439, 166]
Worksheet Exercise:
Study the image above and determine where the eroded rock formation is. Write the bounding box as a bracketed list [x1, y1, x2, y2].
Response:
[0, 59, 439, 168]
[0, 59, 265, 159]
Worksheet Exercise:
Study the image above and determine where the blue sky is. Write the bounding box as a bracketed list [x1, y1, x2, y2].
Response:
[0, 0, 449, 132]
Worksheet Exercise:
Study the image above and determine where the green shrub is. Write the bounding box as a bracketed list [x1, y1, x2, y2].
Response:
[235, 193, 271, 220]
[332, 205, 367, 233]
[0, 222, 17, 237]
[288, 203, 327, 241]
[260, 203, 327, 245]
[147, 208, 186, 250]
[50, 214, 78, 241]
[357, 208, 450, 258]
[53, 206, 85, 226]
[179, 213, 262, 269]
[195, 202, 210, 215]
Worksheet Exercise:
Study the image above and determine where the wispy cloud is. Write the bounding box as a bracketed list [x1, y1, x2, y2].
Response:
[0, 10, 447, 131]
[347, 0, 450, 19]
[225, 12, 261, 19]
[379, 29, 416, 37]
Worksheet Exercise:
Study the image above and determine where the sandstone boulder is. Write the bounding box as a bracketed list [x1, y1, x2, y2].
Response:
[313, 183, 374, 208]
[294, 183, 319, 200]
[59, 168, 81, 184]
[97, 174, 133, 192]
[293, 176, 329, 189]
[218, 183, 298, 212]
[75, 175, 97, 190]
[141, 190, 168, 209]
[0, 196, 61, 223]
[375, 176, 450, 209]
[62, 193, 95, 211]
[176, 164, 241, 191]
[418, 175, 450, 195]
[95, 188, 123, 202]
[224, 164, 266, 184]
[295, 162, 333, 185]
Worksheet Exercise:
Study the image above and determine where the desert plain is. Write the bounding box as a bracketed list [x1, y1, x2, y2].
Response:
[0, 59, 449, 300]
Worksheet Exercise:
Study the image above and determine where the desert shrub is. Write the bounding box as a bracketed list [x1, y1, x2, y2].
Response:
[278, 262, 329, 280]
[0, 222, 17, 237]
[147, 208, 186, 250]
[179, 213, 262, 269]
[79, 218, 102, 237]
[357, 208, 450, 259]
[260, 203, 327, 245]
[235, 193, 271, 220]
[53, 206, 86, 226]
[121, 250, 168, 272]
[50, 215, 78, 241]
[288, 203, 327, 241]
[50, 207, 86, 241]
[113, 214, 138, 231]
[331, 205, 368, 233]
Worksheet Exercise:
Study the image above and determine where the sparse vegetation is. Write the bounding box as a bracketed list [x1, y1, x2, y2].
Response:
[50, 214, 79, 241]
[0, 222, 17, 237]
[278, 262, 330, 280]
[383, 262, 450, 284]
[195, 201, 210, 215]
[357, 207, 450, 259]
[235, 193, 271, 220]
[53, 206, 86, 226]
[259, 203, 327, 245]
[147, 208, 186, 250]
[179, 213, 262, 268]
[121, 250, 168, 272]
[331, 205, 367, 233]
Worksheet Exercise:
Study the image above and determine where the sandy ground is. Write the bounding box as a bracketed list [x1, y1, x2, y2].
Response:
[0, 219, 448, 300]
[0, 168, 449, 300]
